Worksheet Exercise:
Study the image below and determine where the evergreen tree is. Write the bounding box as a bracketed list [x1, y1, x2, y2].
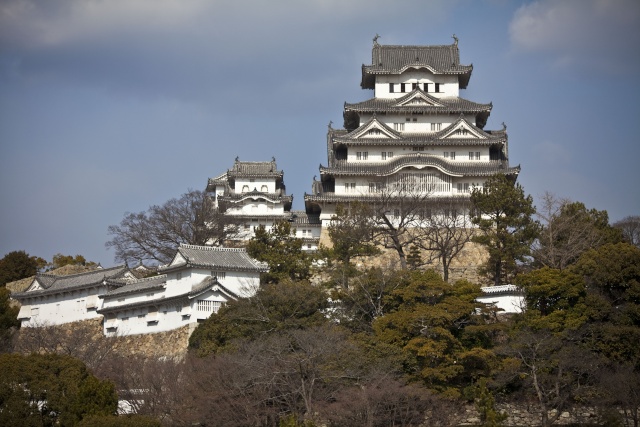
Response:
[470, 174, 539, 286]
[246, 221, 314, 283]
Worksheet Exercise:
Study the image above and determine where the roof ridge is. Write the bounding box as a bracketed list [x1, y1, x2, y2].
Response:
[179, 244, 247, 253]
[37, 265, 126, 279]
[128, 273, 168, 284]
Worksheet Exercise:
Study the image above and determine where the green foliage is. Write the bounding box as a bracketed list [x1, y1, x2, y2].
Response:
[189, 279, 329, 356]
[0, 250, 46, 286]
[470, 174, 539, 285]
[0, 353, 117, 427]
[50, 253, 97, 270]
[0, 287, 19, 350]
[515, 267, 588, 331]
[474, 378, 507, 427]
[246, 221, 314, 283]
[323, 203, 380, 266]
[371, 270, 494, 396]
[571, 242, 640, 324]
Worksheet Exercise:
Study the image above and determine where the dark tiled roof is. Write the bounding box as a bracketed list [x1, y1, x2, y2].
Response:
[305, 192, 473, 204]
[97, 277, 237, 314]
[102, 275, 168, 298]
[288, 210, 322, 226]
[345, 91, 491, 115]
[13, 266, 130, 299]
[218, 191, 293, 204]
[319, 154, 520, 177]
[362, 43, 473, 89]
[162, 244, 268, 273]
[333, 116, 505, 147]
[228, 159, 283, 178]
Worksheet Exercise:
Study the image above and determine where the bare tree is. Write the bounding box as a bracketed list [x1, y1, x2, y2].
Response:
[106, 190, 243, 265]
[412, 198, 473, 282]
[499, 329, 602, 427]
[13, 319, 118, 375]
[359, 177, 437, 270]
[613, 215, 640, 248]
[532, 192, 621, 270]
[320, 372, 455, 427]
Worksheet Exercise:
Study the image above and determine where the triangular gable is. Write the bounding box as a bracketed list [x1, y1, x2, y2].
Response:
[348, 117, 400, 140]
[393, 89, 444, 108]
[168, 251, 188, 267]
[25, 278, 44, 292]
[440, 117, 488, 140]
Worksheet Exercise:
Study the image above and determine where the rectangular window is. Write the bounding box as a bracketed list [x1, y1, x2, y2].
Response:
[475, 152, 480, 160]
[412, 118, 417, 122]
[405, 118, 411, 122]
[212, 271, 226, 280]
[457, 183, 471, 193]
[469, 152, 474, 160]
[451, 151, 456, 160]
[197, 300, 222, 313]
[431, 123, 442, 131]
[176, 272, 182, 280]
[356, 152, 362, 160]
[434, 83, 441, 92]
[389, 83, 394, 93]
[412, 82, 418, 90]
[400, 83, 406, 92]
[394, 123, 404, 131]
[344, 183, 356, 193]
[362, 152, 368, 160]
[444, 152, 449, 159]
[423, 82, 430, 92]
[381, 152, 387, 160]
[388, 152, 393, 158]
[412, 146, 424, 152]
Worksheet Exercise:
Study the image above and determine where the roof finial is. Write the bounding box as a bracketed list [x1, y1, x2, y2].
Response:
[328, 120, 333, 130]
[502, 122, 507, 131]
[272, 156, 276, 162]
[373, 33, 380, 46]
[452, 34, 458, 46]
[235, 156, 239, 162]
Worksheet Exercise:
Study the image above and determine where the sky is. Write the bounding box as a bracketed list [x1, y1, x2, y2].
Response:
[1, 0, 639, 267]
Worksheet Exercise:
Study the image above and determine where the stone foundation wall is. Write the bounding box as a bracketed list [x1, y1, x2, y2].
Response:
[318, 227, 490, 284]
[13, 318, 192, 361]
[455, 403, 602, 426]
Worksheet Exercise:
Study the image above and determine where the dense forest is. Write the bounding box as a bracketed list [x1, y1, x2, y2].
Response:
[1, 174, 639, 427]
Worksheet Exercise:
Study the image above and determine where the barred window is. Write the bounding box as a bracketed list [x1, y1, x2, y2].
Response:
[212, 271, 226, 280]
[197, 300, 222, 313]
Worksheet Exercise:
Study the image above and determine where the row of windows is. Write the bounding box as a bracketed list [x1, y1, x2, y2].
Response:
[212, 270, 226, 279]
[355, 151, 394, 160]
[347, 179, 478, 194]
[241, 185, 269, 193]
[389, 82, 442, 93]
[444, 151, 482, 160]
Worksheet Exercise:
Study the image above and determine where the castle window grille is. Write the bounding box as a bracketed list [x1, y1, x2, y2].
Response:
[391, 173, 451, 193]
[197, 300, 222, 313]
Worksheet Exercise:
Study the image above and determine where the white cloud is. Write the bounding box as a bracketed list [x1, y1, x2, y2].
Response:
[509, 0, 640, 73]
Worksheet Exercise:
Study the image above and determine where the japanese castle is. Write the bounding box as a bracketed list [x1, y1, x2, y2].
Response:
[304, 36, 520, 224]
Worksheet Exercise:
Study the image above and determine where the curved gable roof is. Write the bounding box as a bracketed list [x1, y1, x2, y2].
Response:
[362, 42, 473, 89]
[163, 244, 268, 273]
